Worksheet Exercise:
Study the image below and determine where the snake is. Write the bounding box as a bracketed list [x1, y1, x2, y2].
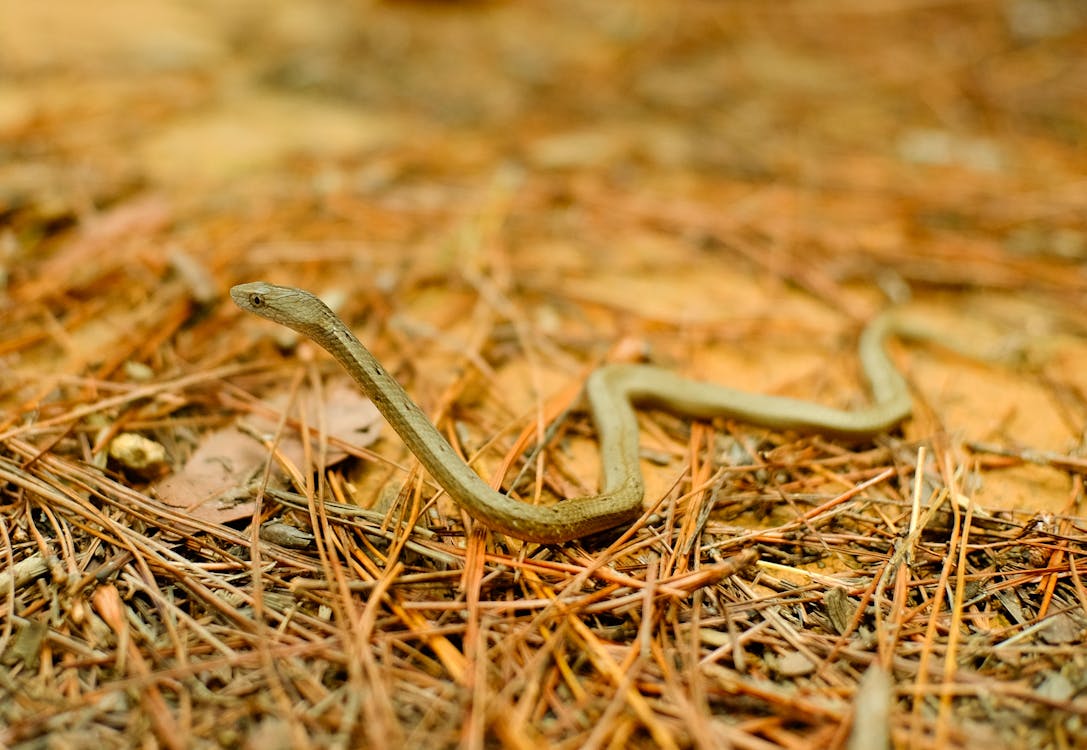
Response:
[231, 282, 912, 543]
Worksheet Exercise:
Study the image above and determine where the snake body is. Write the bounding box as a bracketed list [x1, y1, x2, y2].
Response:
[231, 282, 911, 543]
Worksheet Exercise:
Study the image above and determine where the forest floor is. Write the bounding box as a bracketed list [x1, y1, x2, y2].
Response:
[2, 2, 1087, 748]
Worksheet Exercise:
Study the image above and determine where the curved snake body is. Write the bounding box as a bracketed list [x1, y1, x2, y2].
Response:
[231, 282, 911, 543]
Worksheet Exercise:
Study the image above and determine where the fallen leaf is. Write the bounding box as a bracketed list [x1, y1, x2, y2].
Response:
[153, 380, 380, 524]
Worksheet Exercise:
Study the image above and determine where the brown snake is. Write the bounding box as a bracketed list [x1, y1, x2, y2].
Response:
[232, 282, 912, 543]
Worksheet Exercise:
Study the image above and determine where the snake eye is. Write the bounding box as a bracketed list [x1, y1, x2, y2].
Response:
[250, 294, 264, 307]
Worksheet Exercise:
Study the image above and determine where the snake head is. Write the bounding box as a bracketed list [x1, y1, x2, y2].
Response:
[230, 281, 335, 332]
[230, 281, 280, 312]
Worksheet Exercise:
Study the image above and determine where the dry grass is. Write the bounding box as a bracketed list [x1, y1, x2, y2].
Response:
[3, 2, 1087, 748]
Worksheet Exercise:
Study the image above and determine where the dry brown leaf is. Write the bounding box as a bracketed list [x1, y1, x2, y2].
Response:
[153, 380, 380, 524]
